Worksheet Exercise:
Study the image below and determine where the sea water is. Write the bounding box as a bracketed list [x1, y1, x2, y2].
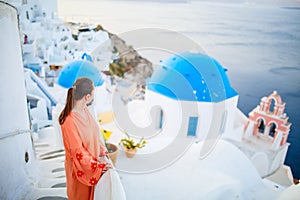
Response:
[58, 0, 300, 179]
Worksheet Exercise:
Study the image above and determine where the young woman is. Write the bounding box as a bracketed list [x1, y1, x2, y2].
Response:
[59, 77, 111, 200]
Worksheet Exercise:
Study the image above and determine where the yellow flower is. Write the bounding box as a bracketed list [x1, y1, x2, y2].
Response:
[101, 129, 112, 141]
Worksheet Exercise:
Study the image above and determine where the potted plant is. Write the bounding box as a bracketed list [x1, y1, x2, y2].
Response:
[119, 132, 147, 158]
[101, 129, 118, 165]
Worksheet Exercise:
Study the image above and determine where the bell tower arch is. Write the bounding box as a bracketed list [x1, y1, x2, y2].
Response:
[245, 91, 291, 150]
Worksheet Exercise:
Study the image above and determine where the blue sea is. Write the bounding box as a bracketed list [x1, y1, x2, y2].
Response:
[58, 0, 300, 179]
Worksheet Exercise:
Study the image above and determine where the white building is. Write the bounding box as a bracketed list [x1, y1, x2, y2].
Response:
[125, 52, 292, 178]
[115, 52, 242, 157]
[112, 52, 298, 199]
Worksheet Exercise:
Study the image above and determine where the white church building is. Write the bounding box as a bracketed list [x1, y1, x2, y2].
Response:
[119, 52, 292, 178]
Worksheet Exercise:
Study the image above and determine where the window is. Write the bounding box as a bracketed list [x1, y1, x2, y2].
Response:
[269, 123, 276, 137]
[159, 109, 163, 129]
[257, 119, 265, 133]
[269, 98, 276, 113]
[187, 116, 198, 137]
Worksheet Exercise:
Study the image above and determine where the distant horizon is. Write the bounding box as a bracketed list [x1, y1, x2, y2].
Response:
[98, 0, 300, 6]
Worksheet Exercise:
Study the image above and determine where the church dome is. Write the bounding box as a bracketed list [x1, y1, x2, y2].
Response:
[57, 58, 104, 88]
[147, 52, 237, 102]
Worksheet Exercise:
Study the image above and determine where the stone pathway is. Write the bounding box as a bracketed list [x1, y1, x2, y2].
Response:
[29, 127, 67, 200]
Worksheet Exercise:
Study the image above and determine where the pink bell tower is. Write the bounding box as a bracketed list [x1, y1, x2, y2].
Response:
[244, 91, 291, 150]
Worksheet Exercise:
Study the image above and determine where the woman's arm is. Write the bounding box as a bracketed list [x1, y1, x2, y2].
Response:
[61, 119, 106, 186]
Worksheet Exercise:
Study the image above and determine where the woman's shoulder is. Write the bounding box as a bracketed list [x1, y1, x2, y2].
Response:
[61, 113, 76, 127]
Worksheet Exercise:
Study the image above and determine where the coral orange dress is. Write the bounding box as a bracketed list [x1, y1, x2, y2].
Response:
[61, 108, 106, 200]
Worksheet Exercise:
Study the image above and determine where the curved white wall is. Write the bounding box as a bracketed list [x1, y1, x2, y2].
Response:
[251, 152, 269, 177]
[0, 3, 29, 133]
[0, 2, 38, 198]
[119, 140, 277, 199]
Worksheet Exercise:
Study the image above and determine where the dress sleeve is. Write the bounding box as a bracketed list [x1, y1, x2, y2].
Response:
[61, 119, 106, 186]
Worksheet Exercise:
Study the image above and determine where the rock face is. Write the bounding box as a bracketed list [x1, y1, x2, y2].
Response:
[68, 22, 153, 88]
[108, 32, 153, 87]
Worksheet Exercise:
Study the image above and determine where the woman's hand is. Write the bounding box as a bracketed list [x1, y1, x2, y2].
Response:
[100, 150, 109, 157]
[101, 163, 113, 174]
[98, 154, 113, 174]
[100, 145, 108, 157]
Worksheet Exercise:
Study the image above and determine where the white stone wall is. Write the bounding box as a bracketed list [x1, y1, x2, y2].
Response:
[0, 3, 38, 198]
[145, 90, 239, 142]
[0, 3, 29, 134]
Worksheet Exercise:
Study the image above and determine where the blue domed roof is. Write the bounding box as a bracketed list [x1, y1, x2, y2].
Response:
[147, 52, 237, 102]
[57, 59, 104, 88]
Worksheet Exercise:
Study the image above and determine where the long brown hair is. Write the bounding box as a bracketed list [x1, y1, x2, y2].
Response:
[59, 78, 94, 125]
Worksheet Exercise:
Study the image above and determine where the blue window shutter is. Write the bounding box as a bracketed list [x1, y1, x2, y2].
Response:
[187, 116, 198, 136]
[159, 109, 163, 129]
